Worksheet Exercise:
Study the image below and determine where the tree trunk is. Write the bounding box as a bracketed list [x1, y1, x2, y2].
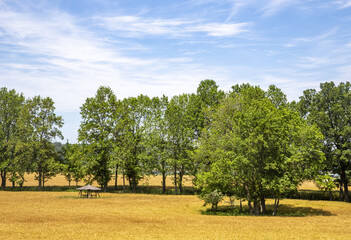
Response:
[38, 170, 42, 191]
[1, 170, 6, 190]
[114, 164, 118, 191]
[343, 179, 349, 202]
[179, 169, 183, 194]
[122, 168, 126, 193]
[239, 199, 243, 211]
[273, 197, 279, 216]
[341, 168, 349, 202]
[329, 191, 333, 201]
[339, 185, 344, 201]
[133, 178, 136, 193]
[174, 164, 178, 195]
[104, 183, 107, 192]
[12, 180, 15, 188]
[260, 195, 266, 214]
[162, 162, 166, 194]
[253, 201, 260, 216]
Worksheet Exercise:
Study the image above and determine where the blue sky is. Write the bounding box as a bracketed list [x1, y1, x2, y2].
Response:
[1, 0, 351, 143]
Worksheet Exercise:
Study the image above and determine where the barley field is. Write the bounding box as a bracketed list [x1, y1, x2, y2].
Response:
[20, 174, 194, 188]
[1, 191, 351, 240]
[19, 173, 316, 190]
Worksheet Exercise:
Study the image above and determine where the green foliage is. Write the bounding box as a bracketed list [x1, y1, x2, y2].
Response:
[199, 189, 224, 211]
[78, 86, 117, 192]
[61, 142, 84, 187]
[298, 81, 351, 202]
[315, 175, 336, 192]
[16, 95, 63, 190]
[196, 84, 325, 215]
[0, 87, 25, 189]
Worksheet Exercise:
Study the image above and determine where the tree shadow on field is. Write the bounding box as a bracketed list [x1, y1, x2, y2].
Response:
[201, 204, 334, 217]
[275, 204, 334, 217]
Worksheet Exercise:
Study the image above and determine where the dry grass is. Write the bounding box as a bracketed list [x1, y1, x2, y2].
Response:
[21, 173, 193, 188]
[0, 191, 351, 239]
[299, 181, 319, 190]
[22, 174, 316, 191]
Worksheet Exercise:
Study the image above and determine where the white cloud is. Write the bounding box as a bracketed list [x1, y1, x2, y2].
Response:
[96, 15, 250, 37]
[192, 22, 250, 36]
[0, 6, 234, 115]
[334, 0, 351, 8]
[260, 0, 300, 16]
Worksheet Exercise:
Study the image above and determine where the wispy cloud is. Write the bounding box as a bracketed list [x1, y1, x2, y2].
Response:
[95, 15, 250, 37]
[260, 0, 300, 16]
[0, 5, 233, 114]
[334, 0, 351, 8]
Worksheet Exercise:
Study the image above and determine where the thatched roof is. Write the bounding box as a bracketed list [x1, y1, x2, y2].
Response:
[77, 184, 101, 191]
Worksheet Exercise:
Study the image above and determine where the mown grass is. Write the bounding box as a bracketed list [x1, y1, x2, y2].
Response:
[1, 191, 351, 240]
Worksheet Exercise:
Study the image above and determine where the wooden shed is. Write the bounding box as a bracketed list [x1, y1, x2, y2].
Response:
[77, 185, 101, 198]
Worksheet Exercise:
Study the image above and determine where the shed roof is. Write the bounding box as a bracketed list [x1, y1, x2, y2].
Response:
[77, 184, 101, 191]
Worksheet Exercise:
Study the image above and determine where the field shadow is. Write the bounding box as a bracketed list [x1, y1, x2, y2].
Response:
[270, 204, 334, 217]
[201, 203, 334, 217]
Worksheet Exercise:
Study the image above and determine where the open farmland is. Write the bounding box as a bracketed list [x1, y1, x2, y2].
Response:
[1, 191, 351, 240]
[17, 174, 316, 190]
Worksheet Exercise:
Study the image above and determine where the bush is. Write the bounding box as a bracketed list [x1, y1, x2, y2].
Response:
[199, 189, 224, 211]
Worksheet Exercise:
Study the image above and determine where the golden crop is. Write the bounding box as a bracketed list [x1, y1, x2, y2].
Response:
[1, 191, 351, 240]
[21, 173, 315, 190]
[21, 174, 194, 188]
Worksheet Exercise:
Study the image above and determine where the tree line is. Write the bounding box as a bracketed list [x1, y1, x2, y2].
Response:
[1, 80, 350, 214]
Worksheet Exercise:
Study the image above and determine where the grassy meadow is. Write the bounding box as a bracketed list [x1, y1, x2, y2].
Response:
[2, 175, 350, 239]
[1, 191, 351, 239]
[20, 173, 194, 189]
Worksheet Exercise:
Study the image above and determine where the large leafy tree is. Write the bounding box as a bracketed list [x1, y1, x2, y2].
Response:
[18, 96, 63, 190]
[62, 142, 85, 188]
[166, 93, 198, 194]
[79, 86, 117, 192]
[196, 85, 325, 215]
[195, 79, 225, 138]
[0, 87, 25, 189]
[118, 95, 151, 192]
[144, 96, 170, 194]
[298, 81, 351, 202]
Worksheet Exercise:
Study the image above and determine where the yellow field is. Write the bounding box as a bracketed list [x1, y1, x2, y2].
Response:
[21, 174, 193, 188]
[0, 191, 351, 240]
[20, 174, 317, 190]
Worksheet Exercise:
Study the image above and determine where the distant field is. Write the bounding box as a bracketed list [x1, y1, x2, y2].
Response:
[1, 191, 351, 239]
[19, 174, 317, 190]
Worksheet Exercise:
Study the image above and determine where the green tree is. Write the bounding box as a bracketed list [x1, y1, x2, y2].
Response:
[62, 142, 84, 188]
[78, 86, 117, 192]
[196, 85, 325, 215]
[166, 93, 197, 194]
[298, 82, 351, 202]
[195, 79, 225, 138]
[144, 96, 170, 194]
[17, 96, 63, 190]
[118, 95, 151, 192]
[0, 87, 25, 190]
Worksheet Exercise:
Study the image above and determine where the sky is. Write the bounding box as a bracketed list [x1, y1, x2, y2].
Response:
[1, 0, 351, 143]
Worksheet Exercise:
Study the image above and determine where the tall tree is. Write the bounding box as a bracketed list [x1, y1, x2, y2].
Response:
[196, 85, 325, 215]
[118, 95, 151, 192]
[62, 142, 84, 188]
[17, 96, 63, 190]
[0, 87, 25, 189]
[79, 86, 117, 192]
[166, 93, 197, 194]
[298, 81, 351, 202]
[145, 96, 170, 194]
[195, 79, 225, 138]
